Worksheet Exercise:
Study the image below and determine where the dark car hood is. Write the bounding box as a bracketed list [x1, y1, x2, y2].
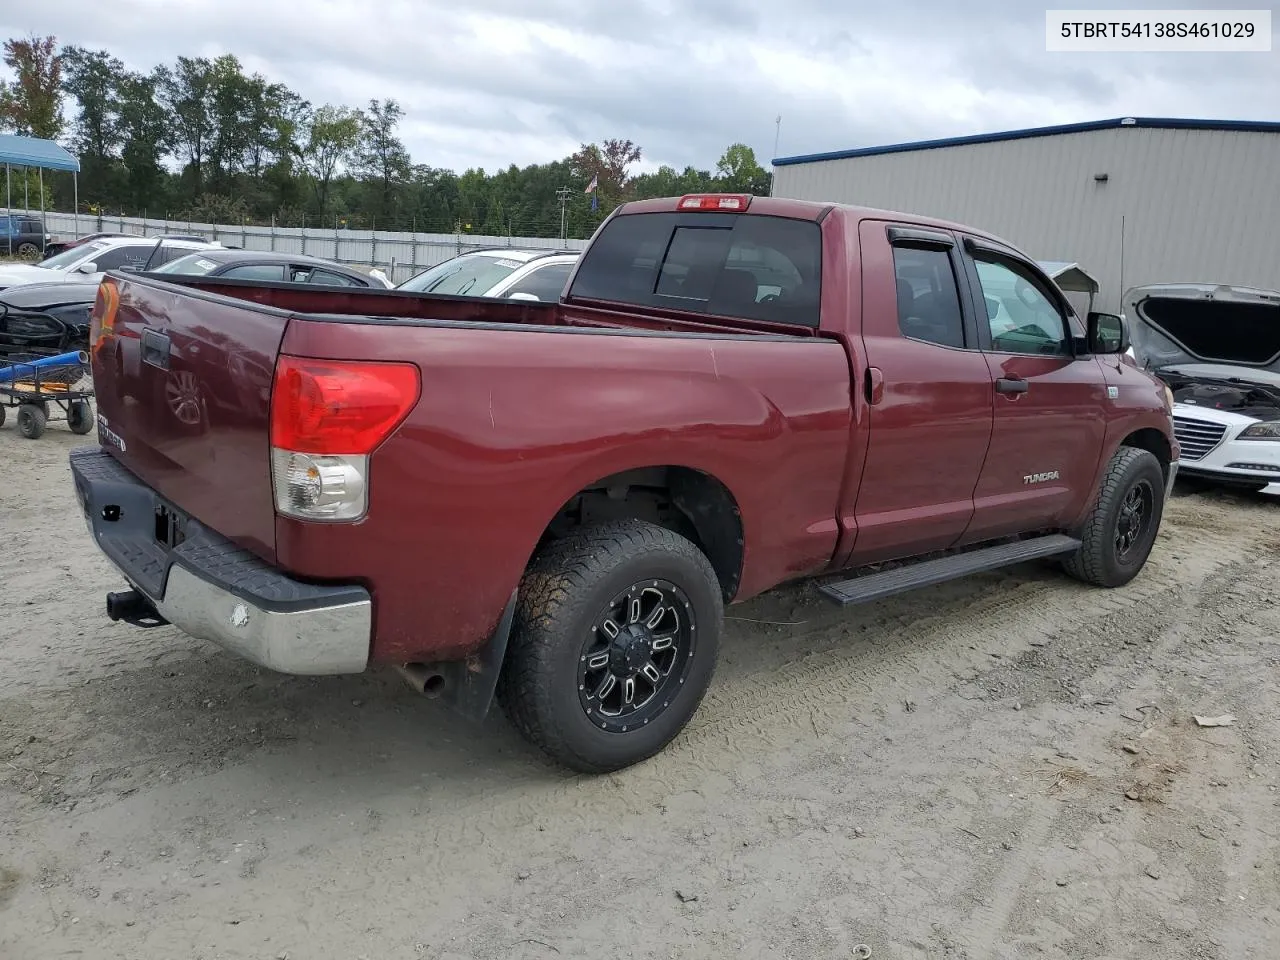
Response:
[0, 280, 100, 310]
[1126, 282, 1280, 374]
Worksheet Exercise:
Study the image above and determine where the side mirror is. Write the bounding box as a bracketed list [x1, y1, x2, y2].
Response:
[115, 263, 140, 273]
[76, 261, 99, 275]
[508, 292, 541, 302]
[1087, 311, 1129, 355]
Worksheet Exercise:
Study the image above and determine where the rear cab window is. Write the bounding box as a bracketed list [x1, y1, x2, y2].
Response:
[568, 211, 823, 328]
[891, 245, 967, 349]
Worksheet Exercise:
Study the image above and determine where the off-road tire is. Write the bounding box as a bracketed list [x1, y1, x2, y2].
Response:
[16, 403, 47, 440]
[1062, 446, 1166, 588]
[67, 400, 94, 435]
[497, 519, 724, 774]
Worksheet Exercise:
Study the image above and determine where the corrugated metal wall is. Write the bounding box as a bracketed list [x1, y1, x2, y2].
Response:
[0, 209, 588, 284]
[772, 127, 1280, 313]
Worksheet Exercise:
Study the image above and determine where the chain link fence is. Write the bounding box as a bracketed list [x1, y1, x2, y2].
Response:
[15, 208, 590, 284]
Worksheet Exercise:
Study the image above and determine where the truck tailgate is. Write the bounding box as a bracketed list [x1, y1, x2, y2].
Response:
[90, 275, 290, 561]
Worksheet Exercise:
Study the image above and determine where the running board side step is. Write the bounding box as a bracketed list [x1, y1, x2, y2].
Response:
[818, 534, 1082, 607]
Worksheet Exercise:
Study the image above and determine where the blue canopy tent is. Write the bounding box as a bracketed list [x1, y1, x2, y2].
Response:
[0, 133, 81, 257]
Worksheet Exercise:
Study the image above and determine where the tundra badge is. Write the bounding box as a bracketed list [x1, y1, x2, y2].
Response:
[1023, 471, 1060, 484]
[96, 413, 127, 453]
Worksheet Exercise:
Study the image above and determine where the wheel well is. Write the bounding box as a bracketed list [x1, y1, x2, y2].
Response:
[1121, 428, 1173, 480]
[540, 466, 745, 601]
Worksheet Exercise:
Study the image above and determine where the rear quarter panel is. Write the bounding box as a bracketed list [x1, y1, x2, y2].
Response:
[276, 320, 853, 663]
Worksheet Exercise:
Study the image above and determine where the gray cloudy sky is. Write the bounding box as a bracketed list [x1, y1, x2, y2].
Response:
[4, 0, 1278, 174]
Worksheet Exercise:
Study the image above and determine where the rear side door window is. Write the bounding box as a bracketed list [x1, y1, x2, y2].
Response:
[307, 268, 362, 286]
[219, 264, 287, 282]
[890, 245, 968, 349]
[502, 261, 574, 300]
[93, 244, 153, 272]
[147, 243, 198, 269]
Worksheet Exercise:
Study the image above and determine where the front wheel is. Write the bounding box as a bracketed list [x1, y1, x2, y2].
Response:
[497, 519, 724, 773]
[1062, 446, 1166, 588]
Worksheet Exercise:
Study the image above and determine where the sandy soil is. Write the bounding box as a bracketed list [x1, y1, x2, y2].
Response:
[2, 423, 1279, 960]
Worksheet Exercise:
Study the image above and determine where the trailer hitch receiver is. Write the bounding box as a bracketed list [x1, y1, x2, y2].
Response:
[106, 589, 169, 629]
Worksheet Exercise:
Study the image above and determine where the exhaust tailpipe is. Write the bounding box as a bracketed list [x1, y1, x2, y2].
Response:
[105, 589, 168, 628]
[395, 663, 446, 698]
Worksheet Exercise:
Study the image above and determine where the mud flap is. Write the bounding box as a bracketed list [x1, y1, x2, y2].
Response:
[436, 591, 518, 723]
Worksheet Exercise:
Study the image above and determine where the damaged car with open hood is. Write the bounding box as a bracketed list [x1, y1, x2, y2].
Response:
[1126, 282, 1280, 492]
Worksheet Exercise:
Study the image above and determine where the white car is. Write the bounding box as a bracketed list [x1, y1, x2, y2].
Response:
[396, 248, 579, 301]
[1126, 281, 1280, 493]
[0, 235, 219, 292]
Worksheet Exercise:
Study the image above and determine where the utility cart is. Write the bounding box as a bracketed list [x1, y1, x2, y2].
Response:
[0, 350, 95, 440]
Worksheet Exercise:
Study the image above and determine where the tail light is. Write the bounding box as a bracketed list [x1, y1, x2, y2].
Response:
[90, 278, 120, 359]
[269, 355, 420, 522]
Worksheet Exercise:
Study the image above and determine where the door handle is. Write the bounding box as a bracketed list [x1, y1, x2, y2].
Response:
[864, 366, 885, 405]
[995, 377, 1028, 395]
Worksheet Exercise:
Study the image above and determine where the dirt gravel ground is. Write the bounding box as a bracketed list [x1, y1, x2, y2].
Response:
[2, 425, 1279, 960]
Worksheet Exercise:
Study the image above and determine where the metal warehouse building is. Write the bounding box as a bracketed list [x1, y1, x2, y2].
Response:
[770, 117, 1280, 313]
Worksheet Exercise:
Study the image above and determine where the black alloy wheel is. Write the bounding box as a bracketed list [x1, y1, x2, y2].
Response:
[1114, 479, 1153, 561]
[577, 579, 697, 733]
[499, 519, 724, 774]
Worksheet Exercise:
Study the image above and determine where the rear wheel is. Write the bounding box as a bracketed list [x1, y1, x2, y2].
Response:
[15, 241, 40, 259]
[16, 403, 47, 440]
[1062, 446, 1166, 588]
[67, 400, 94, 435]
[498, 519, 723, 773]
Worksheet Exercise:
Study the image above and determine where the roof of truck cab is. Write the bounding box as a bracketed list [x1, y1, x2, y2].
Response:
[616, 195, 1024, 253]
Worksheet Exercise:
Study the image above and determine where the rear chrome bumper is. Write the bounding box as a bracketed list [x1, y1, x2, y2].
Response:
[69, 447, 371, 675]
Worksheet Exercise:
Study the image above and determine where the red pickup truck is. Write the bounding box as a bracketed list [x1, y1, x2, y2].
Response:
[71, 194, 1178, 772]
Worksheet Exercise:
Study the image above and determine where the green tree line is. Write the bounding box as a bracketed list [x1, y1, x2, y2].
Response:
[0, 35, 772, 238]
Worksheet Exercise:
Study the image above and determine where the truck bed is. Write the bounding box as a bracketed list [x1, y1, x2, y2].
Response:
[87, 270, 850, 664]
